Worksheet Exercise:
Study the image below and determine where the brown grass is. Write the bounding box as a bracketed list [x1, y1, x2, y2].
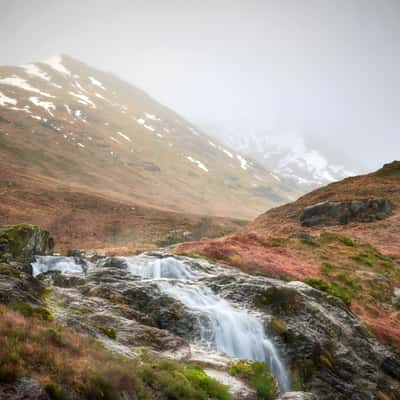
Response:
[176, 162, 400, 350]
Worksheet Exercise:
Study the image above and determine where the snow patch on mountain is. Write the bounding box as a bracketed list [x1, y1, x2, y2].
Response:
[88, 76, 105, 90]
[22, 64, 51, 81]
[0, 91, 17, 106]
[187, 156, 209, 172]
[0, 77, 55, 98]
[45, 55, 70, 76]
[29, 97, 56, 116]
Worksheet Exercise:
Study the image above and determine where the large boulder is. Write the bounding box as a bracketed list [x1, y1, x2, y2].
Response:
[300, 199, 392, 227]
[0, 224, 54, 261]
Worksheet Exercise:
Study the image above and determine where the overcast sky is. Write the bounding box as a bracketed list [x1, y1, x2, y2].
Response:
[1, 0, 399, 171]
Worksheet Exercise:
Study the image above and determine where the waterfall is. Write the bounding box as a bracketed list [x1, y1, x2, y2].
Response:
[31, 256, 86, 277]
[123, 255, 198, 279]
[123, 256, 290, 393]
[32, 254, 290, 393]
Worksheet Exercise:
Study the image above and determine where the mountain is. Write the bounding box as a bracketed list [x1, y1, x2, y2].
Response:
[176, 161, 400, 350]
[0, 55, 295, 222]
[206, 126, 359, 192]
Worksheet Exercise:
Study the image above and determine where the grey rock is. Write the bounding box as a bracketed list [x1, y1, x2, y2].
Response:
[280, 392, 317, 400]
[0, 224, 54, 261]
[0, 378, 49, 400]
[300, 198, 392, 227]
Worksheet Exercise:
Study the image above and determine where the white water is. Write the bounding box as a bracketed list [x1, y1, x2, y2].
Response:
[31, 256, 91, 277]
[123, 255, 199, 279]
[123, 256, 290, 393]
[31, 254, 290, 392]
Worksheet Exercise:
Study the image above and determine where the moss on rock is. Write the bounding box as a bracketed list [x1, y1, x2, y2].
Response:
[0, 224, 53, 260]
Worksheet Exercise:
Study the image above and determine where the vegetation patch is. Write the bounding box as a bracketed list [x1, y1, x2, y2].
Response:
[96, 325, 117, 340]
[319, 232, 355, 247]
[229, 360, 278, 400]
[0, 305, 232, 400]
[11, 302, 53, 321]
[304, 278, 356, 306]
[140, 359, 232, 400]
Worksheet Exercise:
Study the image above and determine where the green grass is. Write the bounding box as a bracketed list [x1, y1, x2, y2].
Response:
[304, 278, 357, 307]
[229, 360, 278, 400]
[11, 302, 53, 321]
[140, 360, 232, 400]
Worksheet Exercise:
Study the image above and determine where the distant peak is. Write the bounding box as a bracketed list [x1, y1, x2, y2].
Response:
[44, 55, 71, 75]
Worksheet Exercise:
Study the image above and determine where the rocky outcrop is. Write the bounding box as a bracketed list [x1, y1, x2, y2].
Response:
[0, 378, 49, 400]
[0, 224, 53, 262]
[279, 393, 317, 400]
[205, 271, 400, 399]
[300, 198, 392, 227]
[34, 254, 400, 399]
[2, 247, 399, 400]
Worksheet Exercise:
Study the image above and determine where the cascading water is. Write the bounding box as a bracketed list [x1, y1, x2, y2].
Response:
[31, 256, 88, 277]
[32, 254, 290, 393]
[122, 255, 290, 393]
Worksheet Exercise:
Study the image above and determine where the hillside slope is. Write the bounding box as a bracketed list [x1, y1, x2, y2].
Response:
[177, 161, 400, 349]
[0, 55, 294, 220]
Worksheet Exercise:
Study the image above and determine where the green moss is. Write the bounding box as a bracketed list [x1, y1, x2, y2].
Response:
[270, 319, 297, 344]
[321, 263, 335, 276]
[337, 236, 355, 247]
[140, 360, 232, 400]
[352, 254, 373, 266]
[0, 224, 50, 260]
[45, 383, 68, 400]
[11, 302, 53, 321]
[270, 238, 288, 247]
[304, 278, 355, 306]
[229, 360, 278, 400]
[97, 325, 117, 340]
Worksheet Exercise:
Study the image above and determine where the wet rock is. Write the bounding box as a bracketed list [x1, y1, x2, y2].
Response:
[0, 224, 54, 261]
[0, 266, 44, 305]
[279, 392, 317, 400]
[381, 355, 400, 380]
[39, 271, 86, 288]
[18, 253, 400, 400]
[0, 378, 49, 400]
[300, 199, 392, 227]
[206, 275, 400, 400]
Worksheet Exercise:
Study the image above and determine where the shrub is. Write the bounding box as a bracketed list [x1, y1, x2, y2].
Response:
[229, 360, 278, 400]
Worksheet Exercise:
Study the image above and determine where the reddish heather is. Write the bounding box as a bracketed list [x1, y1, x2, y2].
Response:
[178, 233, 321, 281]
[352, 303, 400, 351]
[176, 162, 400, 350]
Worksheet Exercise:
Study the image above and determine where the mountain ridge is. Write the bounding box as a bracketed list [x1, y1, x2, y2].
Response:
[0, 54, 295, 220]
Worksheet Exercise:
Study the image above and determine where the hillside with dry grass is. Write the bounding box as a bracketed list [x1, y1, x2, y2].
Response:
[0, 55, 296, 221]
[176, 161, 400, 350]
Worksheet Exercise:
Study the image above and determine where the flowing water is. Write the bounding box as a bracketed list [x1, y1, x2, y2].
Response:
[123, 255, 290, 392]
[32, 254, 290, 393]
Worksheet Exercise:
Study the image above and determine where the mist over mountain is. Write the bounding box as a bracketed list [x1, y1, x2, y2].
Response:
[203, 122, 364, 191]
[0, 3, 399, 400]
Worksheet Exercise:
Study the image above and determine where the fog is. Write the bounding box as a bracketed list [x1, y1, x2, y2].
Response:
[1, 0, 399, 171]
